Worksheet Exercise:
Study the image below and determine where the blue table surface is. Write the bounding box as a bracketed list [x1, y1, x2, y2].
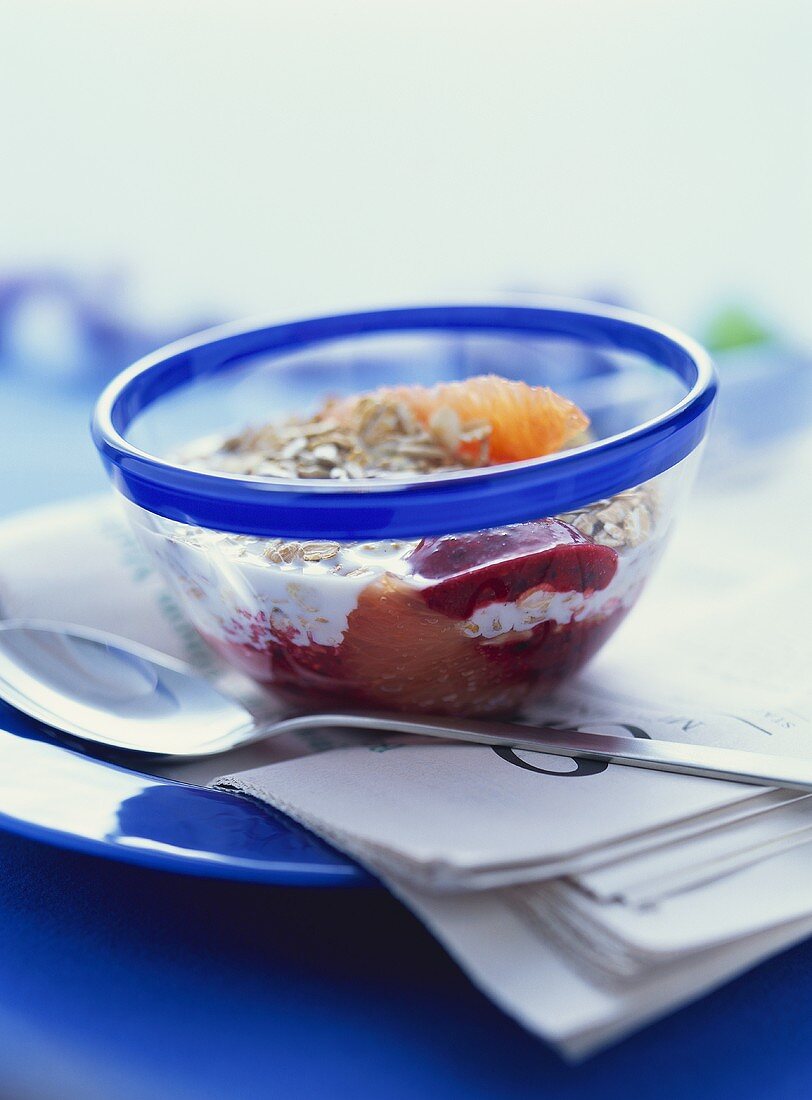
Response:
[2, 370, 812, 1099]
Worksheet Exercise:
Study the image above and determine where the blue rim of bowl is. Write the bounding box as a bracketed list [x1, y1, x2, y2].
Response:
[91, 299, 717, 539]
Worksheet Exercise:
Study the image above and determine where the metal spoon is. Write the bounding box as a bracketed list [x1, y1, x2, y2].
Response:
[0, 619, 808, 790]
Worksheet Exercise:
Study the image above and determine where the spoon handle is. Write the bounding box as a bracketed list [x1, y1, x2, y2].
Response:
[268, 711, 812, 792]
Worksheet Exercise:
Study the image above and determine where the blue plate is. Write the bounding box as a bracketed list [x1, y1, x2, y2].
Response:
[0, 698, 369, 886]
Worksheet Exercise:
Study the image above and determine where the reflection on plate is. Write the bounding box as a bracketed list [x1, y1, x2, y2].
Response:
[0, 698, 368, 885]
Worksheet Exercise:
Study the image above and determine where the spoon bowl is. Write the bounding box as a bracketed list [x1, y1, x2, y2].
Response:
[0, 620, 256, 756]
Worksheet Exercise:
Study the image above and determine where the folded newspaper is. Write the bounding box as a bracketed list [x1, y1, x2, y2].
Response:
[0, 435, 809, 1059]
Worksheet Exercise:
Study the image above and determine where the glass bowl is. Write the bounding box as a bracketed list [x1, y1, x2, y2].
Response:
[92, 300, 715, 717]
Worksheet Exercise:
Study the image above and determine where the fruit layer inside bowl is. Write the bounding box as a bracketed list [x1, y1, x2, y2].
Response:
[143, 376, 665, 716]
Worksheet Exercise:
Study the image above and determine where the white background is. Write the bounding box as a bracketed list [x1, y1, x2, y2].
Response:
[1, 0, 809, 338]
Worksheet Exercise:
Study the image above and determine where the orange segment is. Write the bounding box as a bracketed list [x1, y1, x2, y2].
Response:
[379, 375, 588, 464]
[339, 575, 530, 715]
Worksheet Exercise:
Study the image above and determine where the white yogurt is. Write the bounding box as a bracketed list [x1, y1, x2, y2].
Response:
[462, 544, 654, 640]
[142, 517, 662, 662]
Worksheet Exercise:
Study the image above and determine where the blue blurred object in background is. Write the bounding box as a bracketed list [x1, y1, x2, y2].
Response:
[0, 271, 219, 513]
[0, 271, 218, 392]
[705, 343, 812, 473]
[696, 307, 812, 488]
